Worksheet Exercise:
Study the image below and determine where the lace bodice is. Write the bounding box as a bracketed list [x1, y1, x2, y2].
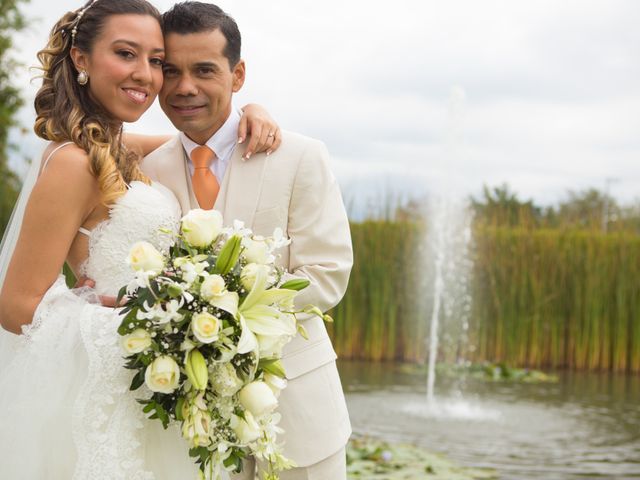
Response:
[81, 181, 181, 296]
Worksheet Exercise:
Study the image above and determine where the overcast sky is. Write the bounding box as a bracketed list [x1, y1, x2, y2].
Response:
[9, 0, 640, 211]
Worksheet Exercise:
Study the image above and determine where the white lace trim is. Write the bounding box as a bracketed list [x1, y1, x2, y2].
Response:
[71, 301, 155, 480]
[17, 278, 155, 479]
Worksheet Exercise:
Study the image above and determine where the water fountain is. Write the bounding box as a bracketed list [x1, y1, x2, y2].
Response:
[421, 86, 485, 417]
[423, 196, 476, 412]
[342, 85, 640, 479]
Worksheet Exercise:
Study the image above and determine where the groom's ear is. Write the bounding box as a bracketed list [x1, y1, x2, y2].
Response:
[231, 60, 246, 93]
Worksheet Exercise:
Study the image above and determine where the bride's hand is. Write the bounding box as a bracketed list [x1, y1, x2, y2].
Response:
[97, 295, 125, 308]
[74, 276, 123, 308]
[238, 103, 282, 159]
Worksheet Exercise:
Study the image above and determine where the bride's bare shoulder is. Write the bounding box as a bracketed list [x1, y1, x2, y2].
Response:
[39, 142, 96, 184]
[36, 142, 99, 200]
[40, 141, 89, 172]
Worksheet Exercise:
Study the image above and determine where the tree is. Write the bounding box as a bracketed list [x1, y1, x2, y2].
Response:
[554, 188, 619, 231]
[0, 0, 27, 238]
[470, 184, 542, 227]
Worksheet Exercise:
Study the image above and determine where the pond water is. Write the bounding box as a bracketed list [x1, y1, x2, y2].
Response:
[340, 360, 640, 479]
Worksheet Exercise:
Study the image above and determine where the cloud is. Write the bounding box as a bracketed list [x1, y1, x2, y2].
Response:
[8, 0, 640, 210]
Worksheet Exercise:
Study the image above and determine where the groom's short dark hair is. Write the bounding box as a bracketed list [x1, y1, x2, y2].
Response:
[162, 1, 241, 68]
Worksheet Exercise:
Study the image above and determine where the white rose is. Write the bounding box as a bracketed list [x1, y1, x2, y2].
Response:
[238, 381, 278, 418]
[210, 362, 244, 397]
[127, 241, 165, 274]
[200, 275, 226, 302]
[121, 328, 152, 354]
[242, 238, 269, 264]
[181, 209, 223, 248]
[240, 263, 269, 291]
[232, 411, 261, 444]
[191, 311, 220, 344]
[144, 355, 180, 394]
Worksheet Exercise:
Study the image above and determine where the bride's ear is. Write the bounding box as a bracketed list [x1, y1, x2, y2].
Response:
[70, 46, 88, 74]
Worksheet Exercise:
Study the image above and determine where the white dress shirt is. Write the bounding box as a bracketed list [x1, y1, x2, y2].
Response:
[180, 107, 241, 182]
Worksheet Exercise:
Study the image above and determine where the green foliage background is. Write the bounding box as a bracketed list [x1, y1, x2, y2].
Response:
[0, 0, 27, 239]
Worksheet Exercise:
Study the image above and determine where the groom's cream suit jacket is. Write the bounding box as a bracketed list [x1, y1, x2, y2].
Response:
[142, 131, 352, 466]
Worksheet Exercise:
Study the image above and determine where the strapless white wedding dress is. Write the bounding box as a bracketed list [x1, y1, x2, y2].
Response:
[0, 182, 215, 479]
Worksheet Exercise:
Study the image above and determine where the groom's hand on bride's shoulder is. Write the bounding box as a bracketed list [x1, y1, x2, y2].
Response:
[74, 276, 123, 308]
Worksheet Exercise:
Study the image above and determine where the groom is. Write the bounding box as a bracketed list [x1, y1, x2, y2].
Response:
[142, 2, 353, 478]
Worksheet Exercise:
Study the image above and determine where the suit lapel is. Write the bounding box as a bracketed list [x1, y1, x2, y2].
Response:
[154, 138, 197, 215]
[215, 147, 267, 228]
[181, 148, 199, 212]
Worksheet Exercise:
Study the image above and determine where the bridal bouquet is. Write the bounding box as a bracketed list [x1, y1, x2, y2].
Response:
[116, 209, 328, 480]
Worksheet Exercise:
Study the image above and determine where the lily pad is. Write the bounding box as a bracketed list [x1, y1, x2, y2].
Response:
[347, 436, 497, 479]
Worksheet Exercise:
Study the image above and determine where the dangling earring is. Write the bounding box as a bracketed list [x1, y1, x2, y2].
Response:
[77, 70, 89, 86]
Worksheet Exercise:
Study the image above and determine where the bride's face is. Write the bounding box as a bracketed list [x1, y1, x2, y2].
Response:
[72, 14, 164, 123]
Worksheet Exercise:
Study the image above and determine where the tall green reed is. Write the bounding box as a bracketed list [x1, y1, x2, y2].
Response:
[329, 222, 640, 373]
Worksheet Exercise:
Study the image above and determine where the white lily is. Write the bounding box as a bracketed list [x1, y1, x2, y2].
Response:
[135, 298, 183, 324]
[180, 260, 209, 285]
[236, 267, 298, 355]
[162, 298, 184, 323]
[222, 219, 252, 238]
[269, 227, 291, 250]
[208, 291, 239, 317]
[136, 300, 160, 321]
[126, 270, 153, 294]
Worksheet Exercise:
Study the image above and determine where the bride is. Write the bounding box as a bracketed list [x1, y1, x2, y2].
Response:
[0, 1, 280, 478]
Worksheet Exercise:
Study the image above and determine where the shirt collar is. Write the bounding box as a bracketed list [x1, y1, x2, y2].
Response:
[180, 107, 241, 163]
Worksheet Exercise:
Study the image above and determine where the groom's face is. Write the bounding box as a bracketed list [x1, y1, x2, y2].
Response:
[160, 29, 245, 145]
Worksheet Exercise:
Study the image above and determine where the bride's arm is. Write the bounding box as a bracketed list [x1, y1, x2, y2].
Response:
[122, 133, 172, 156]
[0, 148, 100, 334]
[123, 104, 281, 157]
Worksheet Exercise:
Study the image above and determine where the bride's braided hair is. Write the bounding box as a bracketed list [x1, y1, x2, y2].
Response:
[33, 0, 161, 205]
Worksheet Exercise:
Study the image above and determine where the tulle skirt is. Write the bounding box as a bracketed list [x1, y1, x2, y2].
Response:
[0, 276, 210, 480]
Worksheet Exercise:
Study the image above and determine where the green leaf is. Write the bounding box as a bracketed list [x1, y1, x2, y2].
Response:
[117, 309, 144, 335]
[62, 262, 77, 288]
[215, 235, 242, 274]
[175, 396, 186, 421]
[116, 285, 128, 306]
[129, 369, 145, 391]
[223, 450, 246, 472]
[189, 446, 211, 463]
[142, 399, 170, 428]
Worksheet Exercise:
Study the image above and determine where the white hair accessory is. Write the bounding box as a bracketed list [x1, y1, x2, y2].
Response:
[71, 0, 100, 45]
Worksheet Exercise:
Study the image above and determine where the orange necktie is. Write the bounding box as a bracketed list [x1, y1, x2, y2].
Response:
[191, 145, 219, 210]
